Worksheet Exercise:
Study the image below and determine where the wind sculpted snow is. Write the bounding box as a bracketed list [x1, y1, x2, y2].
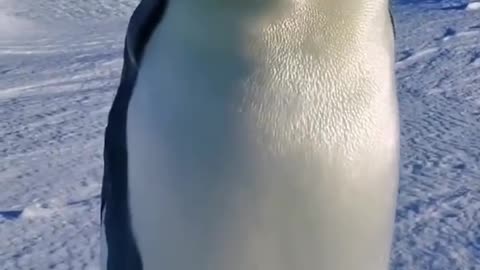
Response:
[1, 0, 479, 269]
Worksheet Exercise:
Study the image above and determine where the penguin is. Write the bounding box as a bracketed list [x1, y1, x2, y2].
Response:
[101, 0, 399, 270]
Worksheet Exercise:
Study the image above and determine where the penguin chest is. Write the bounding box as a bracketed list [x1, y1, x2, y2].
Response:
[125, 18, 399, 270]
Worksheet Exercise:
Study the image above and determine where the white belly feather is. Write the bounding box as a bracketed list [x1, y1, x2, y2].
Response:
[126, 1, 399, 270]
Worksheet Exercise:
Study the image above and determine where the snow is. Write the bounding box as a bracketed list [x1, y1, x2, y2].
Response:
[467, 2, 480, 10]
[0, 0, 479, 269]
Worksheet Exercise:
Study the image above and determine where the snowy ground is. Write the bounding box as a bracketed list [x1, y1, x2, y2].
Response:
[0, 0, 479, 269]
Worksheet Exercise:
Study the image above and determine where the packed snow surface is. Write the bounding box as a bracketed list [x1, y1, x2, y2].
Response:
[0, 0, 479, 269]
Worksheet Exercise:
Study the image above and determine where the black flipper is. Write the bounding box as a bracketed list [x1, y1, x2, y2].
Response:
[101, 1, 168, 269]
[390, 9, 396, 38]
[389, 0, 396, 38]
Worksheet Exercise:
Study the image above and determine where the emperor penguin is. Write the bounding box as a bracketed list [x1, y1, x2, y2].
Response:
[101, 0, 399, 270]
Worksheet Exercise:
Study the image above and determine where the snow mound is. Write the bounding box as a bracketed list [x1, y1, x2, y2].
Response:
[466, 2, 480, 10]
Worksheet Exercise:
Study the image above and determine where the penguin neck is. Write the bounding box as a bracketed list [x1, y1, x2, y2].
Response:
[165, 0, 287, 32]
[168, 0, 388, 18]
[163, 0, 390, 51]
[170, 0, 289, 15]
